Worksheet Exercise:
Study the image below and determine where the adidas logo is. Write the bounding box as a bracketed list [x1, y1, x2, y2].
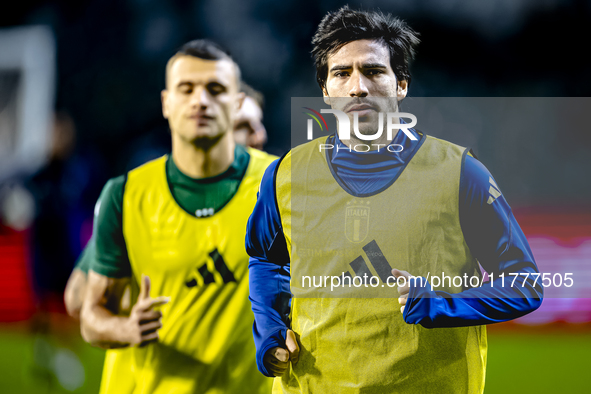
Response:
[185, 248, 236, 288]
[344, 240, 392, 283]
[487, 177, 501, 205]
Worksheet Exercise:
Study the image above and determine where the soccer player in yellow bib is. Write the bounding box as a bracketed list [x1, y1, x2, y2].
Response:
[246, 6, 543, 394]
[79, 39, 275, 393]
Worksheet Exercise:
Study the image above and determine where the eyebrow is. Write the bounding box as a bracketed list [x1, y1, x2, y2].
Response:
[175, 80, 227, 88]
[362, 63, 388, 69]
[329, 65, 352, 72]
[176, 81, 194, 88]
[329, 63, 388, 72]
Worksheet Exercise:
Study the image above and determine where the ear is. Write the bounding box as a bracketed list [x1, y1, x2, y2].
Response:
[236, 91, 246, 112]
[322, 85, 331, 106]
[161, 90, 169, 119]
[397, 80, 408, 101]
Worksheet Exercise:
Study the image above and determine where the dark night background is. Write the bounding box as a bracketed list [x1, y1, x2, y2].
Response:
[3, 0, 591, 167]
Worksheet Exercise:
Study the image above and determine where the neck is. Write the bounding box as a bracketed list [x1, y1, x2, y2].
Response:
[338, 115, 403, 151]
[171, 132, 235, 178]
[339, 135, 390, 150]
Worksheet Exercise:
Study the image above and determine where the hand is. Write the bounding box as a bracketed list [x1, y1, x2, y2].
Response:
[124, 275, 169, 346]
[392, 269, 412, 314]
[263, 329, 300, 377]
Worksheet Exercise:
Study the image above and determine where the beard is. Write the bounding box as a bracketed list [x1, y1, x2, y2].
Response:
[189, 132, 226, 150]
[174, 123, 227, 151]
[350, 110, 384, 136]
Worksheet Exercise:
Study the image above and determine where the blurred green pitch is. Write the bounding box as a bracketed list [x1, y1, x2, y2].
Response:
[0, 322, 589, 393]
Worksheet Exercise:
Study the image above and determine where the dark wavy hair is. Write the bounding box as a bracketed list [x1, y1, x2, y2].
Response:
[312, 6, 420, 90]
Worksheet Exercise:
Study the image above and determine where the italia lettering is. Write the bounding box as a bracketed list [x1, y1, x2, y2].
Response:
[347, 208, 368, 217]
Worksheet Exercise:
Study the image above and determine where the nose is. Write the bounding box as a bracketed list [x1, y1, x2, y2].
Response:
[348, 71, 369, 97]
[190, 85, 209, 109]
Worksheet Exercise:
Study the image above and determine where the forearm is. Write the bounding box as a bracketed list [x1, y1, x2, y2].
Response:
[249, 256, 291, 376]
[404, 265, 543, 328]
[64, 268, 87, 319]
[80, 303, 132, 348]
[81, 271, 135, 348]
[415, 154, 543, 328]
[245, 158, 293, 375]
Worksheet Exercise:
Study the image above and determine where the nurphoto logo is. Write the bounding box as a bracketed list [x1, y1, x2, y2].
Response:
[303, 107, 418, 152]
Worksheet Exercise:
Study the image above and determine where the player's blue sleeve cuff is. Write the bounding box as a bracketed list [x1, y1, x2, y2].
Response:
[249, 256, 291, 376]
[254, 327, 288, 377]
[403, 272, 543, 328]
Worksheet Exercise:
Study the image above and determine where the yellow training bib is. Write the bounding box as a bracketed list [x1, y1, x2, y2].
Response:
[99, 349, 134, 394]
[120, 149, 275, 394]
[274, 135, 486, 394]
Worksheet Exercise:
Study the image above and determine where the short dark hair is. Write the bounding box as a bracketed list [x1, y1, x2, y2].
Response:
[165, 39, 240, 86]
[311, 6, 420, 90]
[175, 39, 232, 61]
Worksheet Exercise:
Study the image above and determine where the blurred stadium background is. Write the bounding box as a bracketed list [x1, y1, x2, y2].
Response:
[1, 0, 590, 392]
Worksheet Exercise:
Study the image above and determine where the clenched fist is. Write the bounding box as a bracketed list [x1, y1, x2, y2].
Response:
[264, 329, 300, 376]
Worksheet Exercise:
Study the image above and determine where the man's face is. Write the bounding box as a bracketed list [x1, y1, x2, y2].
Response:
[234, 96, 267, 150]
[323, 39, 408, 136]
[162, 56, 241, 144]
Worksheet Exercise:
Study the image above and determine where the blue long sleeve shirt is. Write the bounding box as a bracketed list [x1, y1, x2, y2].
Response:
[246, 128, 543, 377]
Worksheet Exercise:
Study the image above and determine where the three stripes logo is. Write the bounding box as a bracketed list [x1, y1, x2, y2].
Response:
[487, 177, 502, 205]
[186, 248, 236, 288]
[344, 240, 392, 283]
